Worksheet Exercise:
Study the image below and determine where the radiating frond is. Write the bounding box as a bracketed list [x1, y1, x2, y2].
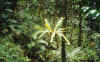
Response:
[39, 30, 49, 38]
[36, 18, 70, 46]
[34, 30, 49, 39]
[57, 28, 66, 33]
[50, 31, 56, 42]
[62, 34, 70, 45]
[44, 18, 53, 32]
[55, 17, 64, 30]
[57, 32, 70, 45]
[34, 31, 43, 39]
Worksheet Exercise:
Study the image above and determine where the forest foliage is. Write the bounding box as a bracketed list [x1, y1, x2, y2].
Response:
[0, 0, 100, 62]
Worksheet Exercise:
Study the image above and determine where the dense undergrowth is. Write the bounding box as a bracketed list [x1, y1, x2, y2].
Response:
[0, 0, 100, 62]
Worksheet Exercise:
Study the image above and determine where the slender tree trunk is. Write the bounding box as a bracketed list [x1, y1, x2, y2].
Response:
[61, 37, 67, 62]
[78, 16, 82, 47]
[61, 0, 68, 62]
[78, 0, 83, 47]
[11, 0, 17, 10]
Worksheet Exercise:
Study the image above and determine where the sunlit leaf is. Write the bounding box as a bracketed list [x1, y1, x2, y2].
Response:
[50, 31, 56, 42]
[55, 17, 64, 30]
[62, 34, 70, 45]
[39, 30, 49, 38]
[44, 18, 53, 32]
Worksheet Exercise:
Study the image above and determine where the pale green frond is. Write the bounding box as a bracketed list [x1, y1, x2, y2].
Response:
[54, 17, 64, 30]
[34, 30, 49, 39]
[57, 32, 63, 37]
[34, 31, 43, 39]
[38, 40, 48, 45]
[44, 18, 53, 32]
[62, 34, 70, 45]
[57, 28, 66, 33]
[50, 31, 56, 42]
[39, 32, 47, 39]
[58, 33, 70, 45]
[39, 30, 50, 38]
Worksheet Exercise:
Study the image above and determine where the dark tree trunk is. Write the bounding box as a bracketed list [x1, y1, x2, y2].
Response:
[78, 15, 82, 47]
[60, 0, 68, 62]
[61, 36, 67, 62]
[11, 0, 17, 10]
[78, 0, 83, 47]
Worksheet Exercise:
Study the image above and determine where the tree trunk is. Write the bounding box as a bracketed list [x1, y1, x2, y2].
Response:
[61, 35, 67, 62]
[78, 0, 83, 47]
[61, 0, 68, 62]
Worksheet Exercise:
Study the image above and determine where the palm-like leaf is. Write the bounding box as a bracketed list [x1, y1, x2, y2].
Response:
[39, 30, 49, 38]
[44, 18, 53, 32]
[50, 31, 56, 42]
[54, 17, 64, 30]
[35, 17, 70, 45]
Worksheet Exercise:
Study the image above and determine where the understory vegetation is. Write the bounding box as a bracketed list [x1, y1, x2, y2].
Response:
[0, 0, 100, 62]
